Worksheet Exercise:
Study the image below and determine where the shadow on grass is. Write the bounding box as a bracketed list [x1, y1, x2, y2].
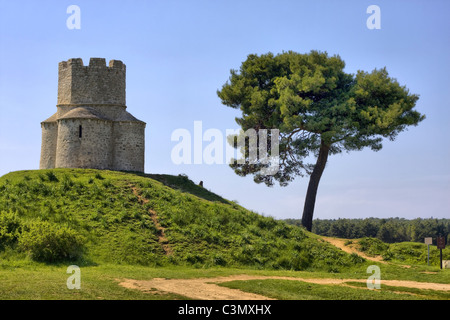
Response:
[132, 172, 231, 205]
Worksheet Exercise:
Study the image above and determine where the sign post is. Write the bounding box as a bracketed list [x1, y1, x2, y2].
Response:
[437, 236, 446, 269]
[424, 237, 432, 266]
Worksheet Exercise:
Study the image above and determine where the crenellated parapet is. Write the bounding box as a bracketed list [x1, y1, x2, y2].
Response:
[40, 58, 145, 172]
[57, 58, 126, 106]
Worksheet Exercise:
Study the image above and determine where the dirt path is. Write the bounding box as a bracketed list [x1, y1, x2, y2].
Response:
[130, 185, 172, 255]
[321, 236, 385, 263]
[118, 235, 449, 299]
[119, 276, 276, 300]
[118, 274, 450, 300]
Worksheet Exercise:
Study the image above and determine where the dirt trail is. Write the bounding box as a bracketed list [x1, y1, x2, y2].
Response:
[117, 226, 449, 299]
[130, 185, 172, 255]
[118, 275, 450, 300]
[321, 236, 385, 263]
[119, 276, 276, 300]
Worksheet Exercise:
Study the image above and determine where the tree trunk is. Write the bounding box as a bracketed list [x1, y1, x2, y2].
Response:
[301, 141, 330, 231]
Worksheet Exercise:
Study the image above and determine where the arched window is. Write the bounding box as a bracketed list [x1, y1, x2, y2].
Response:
[79, 125, 82, 138]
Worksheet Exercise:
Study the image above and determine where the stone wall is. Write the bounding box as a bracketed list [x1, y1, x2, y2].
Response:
[40, 58, 146, 173]
[57, 58, 126, 106]
[113, 121, 146, 172]
[55, 119, 114, 170]
[39, 122, 58, 169]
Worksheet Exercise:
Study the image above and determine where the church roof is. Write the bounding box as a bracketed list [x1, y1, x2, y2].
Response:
[58, 107, 108, 121]
[115, 110, 145, 123]
[41, 112, 58, 123]
[41, 107, 145, 124]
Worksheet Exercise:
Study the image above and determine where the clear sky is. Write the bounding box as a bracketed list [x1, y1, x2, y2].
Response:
[0, 0, 449, 220]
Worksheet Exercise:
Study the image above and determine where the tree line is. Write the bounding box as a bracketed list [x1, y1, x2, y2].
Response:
[284, 218, 449, 244]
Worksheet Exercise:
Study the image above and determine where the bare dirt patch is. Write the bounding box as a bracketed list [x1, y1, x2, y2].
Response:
[118, 275, 450, 300]
[118, 276, 275, 300]
[118, 235, 449, 299]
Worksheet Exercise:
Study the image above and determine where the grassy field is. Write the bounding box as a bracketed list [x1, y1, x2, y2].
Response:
[0, 262, 448, 300]
[219, 278, 450, 300]
[0, 169, 448, 300]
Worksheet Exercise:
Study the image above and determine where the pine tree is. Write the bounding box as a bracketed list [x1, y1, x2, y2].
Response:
[218, 51, 425, 230]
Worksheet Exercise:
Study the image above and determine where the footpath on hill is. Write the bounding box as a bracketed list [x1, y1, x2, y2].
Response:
[118, 236, 450, 300]
[321, 236, 386, 263]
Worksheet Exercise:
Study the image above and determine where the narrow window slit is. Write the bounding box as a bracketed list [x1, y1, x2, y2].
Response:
[79, 125, 82, 138]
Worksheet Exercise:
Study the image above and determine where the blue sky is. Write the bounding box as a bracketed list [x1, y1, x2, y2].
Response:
[0, 0, 449, 220]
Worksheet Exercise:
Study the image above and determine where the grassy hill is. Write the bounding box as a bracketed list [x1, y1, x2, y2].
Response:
[0, 169, 365, 272]
[356, 237, 449, 266]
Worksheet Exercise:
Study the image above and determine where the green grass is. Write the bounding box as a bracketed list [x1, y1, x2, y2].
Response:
[0, 262, 447, 300]
[0, 169, 367, 272]
[0, 263, 189, 300]
[357, 237, 450, 266]
[344, 281, 450, 300]
[0, 169, 448, 300]
[218, 278, 449, 300]
[142, 173, 231, 204]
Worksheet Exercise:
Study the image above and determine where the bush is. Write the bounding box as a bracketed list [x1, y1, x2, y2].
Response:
[19, 221, 85, 262]
[0, 211, 22, 249]
[212, 253, 227, 266]
[358, 237, 389, 255]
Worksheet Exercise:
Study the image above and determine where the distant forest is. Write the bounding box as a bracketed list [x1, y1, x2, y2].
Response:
[283, 218, 450, 244]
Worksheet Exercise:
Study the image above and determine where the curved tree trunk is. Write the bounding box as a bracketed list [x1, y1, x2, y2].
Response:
[301, 141, 330, 231]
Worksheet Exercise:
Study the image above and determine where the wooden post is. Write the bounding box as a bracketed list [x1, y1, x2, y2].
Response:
[437, 236, 446, 269]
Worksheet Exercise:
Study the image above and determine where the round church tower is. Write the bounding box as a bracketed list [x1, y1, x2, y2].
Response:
[40, 58, 146, 172]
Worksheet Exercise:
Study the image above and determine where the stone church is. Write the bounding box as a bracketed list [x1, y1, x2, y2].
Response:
[40, 58, 146, 172]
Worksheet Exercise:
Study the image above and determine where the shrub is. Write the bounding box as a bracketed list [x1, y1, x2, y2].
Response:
[358, 237, 389, 255]
[185, 253, 204, 264]
[19, 221, 85, 262]
[0, 211, 22, 248]
[275, 256, 292, 269]
[212, 253, 227, 266]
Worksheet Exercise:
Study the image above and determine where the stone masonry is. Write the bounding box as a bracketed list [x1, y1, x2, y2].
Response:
[40, 58, 146, 172]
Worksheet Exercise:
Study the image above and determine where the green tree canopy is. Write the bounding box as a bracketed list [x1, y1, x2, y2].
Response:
[217, 50, 425, 231]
